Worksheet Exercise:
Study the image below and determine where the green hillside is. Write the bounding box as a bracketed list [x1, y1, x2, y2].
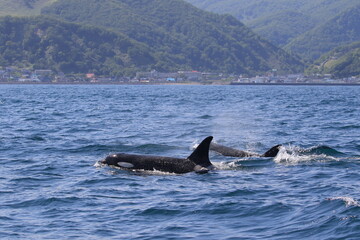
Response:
[307, 42, 360, 77]
[0, 16, 157, 76]
[186, 0, 359, 46]
[0, 0, 56, 16]
[285, 5, 360, 61]
[248, 11, 316, 47]
[186, 0, 358, 23]
[41, 0, 304, 74]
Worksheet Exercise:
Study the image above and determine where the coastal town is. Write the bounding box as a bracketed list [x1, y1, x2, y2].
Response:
[0, 67, 359, 85]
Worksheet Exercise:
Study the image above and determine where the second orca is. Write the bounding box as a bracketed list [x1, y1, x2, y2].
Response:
[210, 142, 282, 158]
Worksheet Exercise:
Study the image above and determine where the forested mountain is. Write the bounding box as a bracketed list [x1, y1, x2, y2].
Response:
[285, 5, 360, 61]
[41, 0, 304, 74]
[248, 11, 317, 47]
[0, 16, 157, 76]
[248, 11, 316, 47]
[307, 41, 360, 78]
[0, 0, 303, 74]
[0, 0, 56, 16]
[1, 0, 359, 78]
[186, 0, 359, 47]
[186, 0, 358, 23]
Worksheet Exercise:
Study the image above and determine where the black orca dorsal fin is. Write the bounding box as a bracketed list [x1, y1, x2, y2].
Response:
[262, 144, 282, 157]
[188, 136, 213, 167]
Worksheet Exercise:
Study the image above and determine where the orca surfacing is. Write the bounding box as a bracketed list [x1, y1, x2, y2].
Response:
[102, 136, 214, 174]
[210, 142, 282, 158]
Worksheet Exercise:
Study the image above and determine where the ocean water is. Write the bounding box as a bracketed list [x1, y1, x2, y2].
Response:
[0, 84, 359, 239]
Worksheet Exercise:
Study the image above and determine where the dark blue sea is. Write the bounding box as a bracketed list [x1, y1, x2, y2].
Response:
[0, 84, 359, 239]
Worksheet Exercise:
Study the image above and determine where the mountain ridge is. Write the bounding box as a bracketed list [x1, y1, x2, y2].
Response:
[307, 41, 360, 77]
[186, 0, 359, 48]
[285, 4, 360, 61]
[0, 0, 57, 16]
[0, 0, 304, 75]
[0, 15, 157, 76]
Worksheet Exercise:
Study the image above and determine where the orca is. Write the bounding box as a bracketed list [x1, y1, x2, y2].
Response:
[210, 142, 281, 158]
[102, 136, 214, 174]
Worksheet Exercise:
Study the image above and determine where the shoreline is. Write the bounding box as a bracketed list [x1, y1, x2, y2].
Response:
[229, 82, 360, 86]
[0, 81, 359, 86]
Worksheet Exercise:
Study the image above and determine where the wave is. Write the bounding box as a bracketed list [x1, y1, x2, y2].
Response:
[69, 144, 127, 154]
[274, 145, 341, 164]
[305, 145, 344, 156]
[213, 158, 273, 171]
[133, 143, 179, 153]
[198, 114, 213, 119]
[138, 207, 183, 216]
[339, 125, 360, 130]
[327, 197, 360, 207]
[69, 141, 178, 156]
[27, 134, 46, 141]
[6, 196, 82, 209]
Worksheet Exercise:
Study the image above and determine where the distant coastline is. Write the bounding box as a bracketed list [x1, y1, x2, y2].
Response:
[1, 81, 359, 86]
[229, 82, 360, 86]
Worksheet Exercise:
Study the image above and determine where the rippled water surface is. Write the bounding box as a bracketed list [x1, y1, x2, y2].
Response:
[0, 84, 359, 239]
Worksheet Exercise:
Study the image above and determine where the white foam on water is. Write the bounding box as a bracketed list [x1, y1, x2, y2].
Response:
[327, 197, 360, 207]
[135, 169, 179, 176]
[274, 145, 337, 164]
[212, 159, 250, 170]
[94, 161, 104, 168]
[213, 161, 233, 170]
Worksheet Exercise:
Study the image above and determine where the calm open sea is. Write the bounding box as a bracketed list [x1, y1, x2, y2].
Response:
[0, 84, 359, 239]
